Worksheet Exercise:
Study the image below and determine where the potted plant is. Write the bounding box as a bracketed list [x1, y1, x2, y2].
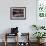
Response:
[33, 32, 46, 43]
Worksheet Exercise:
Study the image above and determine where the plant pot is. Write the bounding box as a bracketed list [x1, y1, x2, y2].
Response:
[40, 39, 45, 43]
[37, 39, 40, 43]
[37, 39, 40, 46]
[37, 39, 45, 44]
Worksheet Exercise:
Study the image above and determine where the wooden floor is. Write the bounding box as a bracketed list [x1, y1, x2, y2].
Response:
[0, 42, 46, 46]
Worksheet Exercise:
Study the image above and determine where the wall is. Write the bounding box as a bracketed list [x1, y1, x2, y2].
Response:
[0, 0, 37, 42]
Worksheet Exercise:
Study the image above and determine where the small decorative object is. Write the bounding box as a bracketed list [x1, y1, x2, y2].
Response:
[11, 27, 18, 34]
[19, 42, 26, 46]
[10, 7, 26, 20]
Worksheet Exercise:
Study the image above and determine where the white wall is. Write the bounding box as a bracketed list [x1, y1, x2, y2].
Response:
[0, 0, 37, 42]
[0, 0, 37, 34]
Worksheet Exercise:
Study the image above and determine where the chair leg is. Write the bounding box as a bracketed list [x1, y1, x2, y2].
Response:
[4, 41, 7, 46]
[4, 33, 7, 46]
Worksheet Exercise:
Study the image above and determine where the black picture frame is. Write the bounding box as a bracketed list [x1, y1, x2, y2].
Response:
[10, 7, 26, 20]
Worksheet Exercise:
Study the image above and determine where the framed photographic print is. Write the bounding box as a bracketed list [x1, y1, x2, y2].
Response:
[10, 7, 26, 20]
[36, 0, 46, 26]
